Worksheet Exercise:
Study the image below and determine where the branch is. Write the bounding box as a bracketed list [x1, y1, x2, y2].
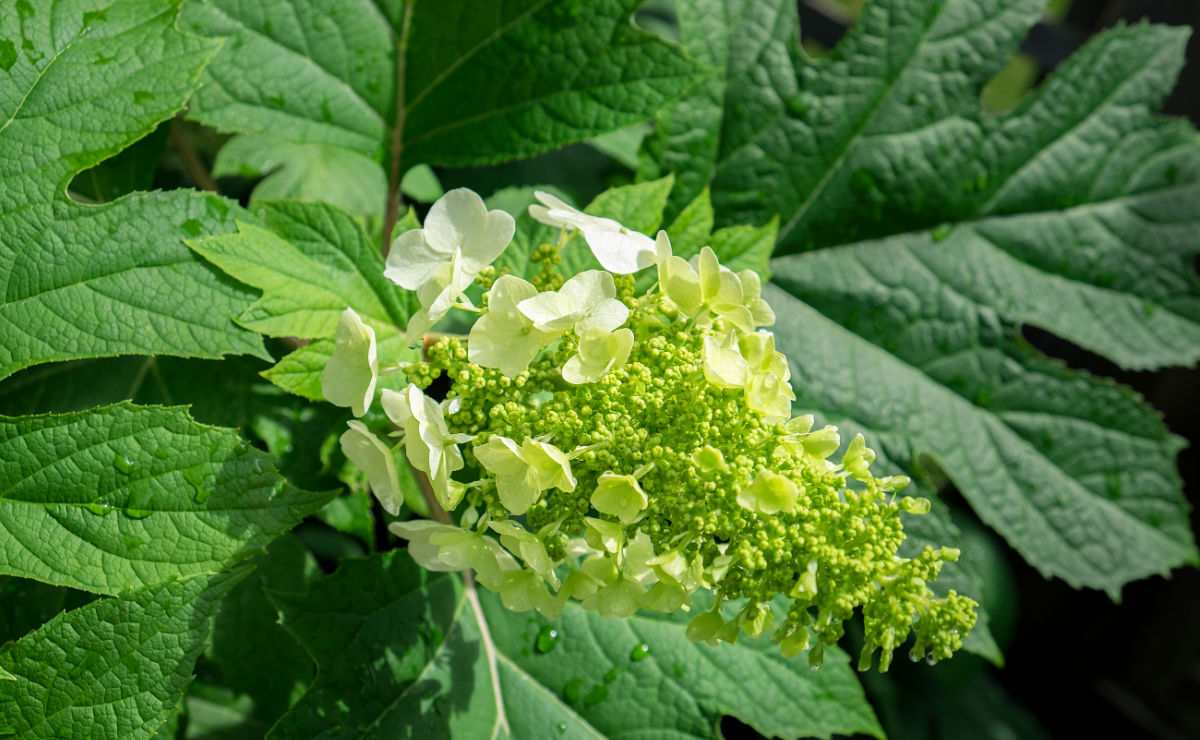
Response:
[381, 2, 417, 253]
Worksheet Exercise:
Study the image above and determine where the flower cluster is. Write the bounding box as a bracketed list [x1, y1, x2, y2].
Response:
[320, 188, 977, 671]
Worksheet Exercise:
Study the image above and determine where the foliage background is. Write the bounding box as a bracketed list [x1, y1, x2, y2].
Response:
[0, 0, 1197, 738]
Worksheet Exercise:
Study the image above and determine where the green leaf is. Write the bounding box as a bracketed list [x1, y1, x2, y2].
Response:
[0, 355, 281, 426]
[213, 135, 387, 225]
[586, 123, 651, 170]
[209, 536, 319, 727]
[766, 276, 1198, 595]
[649, 0, 1200, 370]
[270, 552, 882, 739]
[0, 573, 242, 740]
[665, 187, 715, 259]
[189, 201, 411, 339]
[0, 0, 267, 383]
[182, 0, 703, 231]
[400, 164, 444, 204]
[188, 200, 420, 399]
[708, 216, 777, 279]
[0, 403, 334, 595]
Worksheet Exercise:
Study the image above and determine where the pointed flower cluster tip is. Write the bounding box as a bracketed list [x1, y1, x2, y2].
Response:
[320, 187, 976, 672]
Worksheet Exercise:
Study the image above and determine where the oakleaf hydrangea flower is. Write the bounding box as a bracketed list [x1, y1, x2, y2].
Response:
[468, 275, 554, 377]
[517, 270, 628, 335]
[529, 191, 655, 274]
[562, 327, 634, 385]
[328, 186, 977, 672]
[321, 308, 378, 417]
[382, 385, 473, 510]
[384, 188, 515, 340]
[474, 435, 576, 515]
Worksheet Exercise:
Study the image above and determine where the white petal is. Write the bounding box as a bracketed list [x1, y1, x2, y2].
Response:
[462, 208, 515, 270]
[582, 224, 656, 274]
[383, 229, 446, 290]
[468, 312, 547, 377]
[559, 270, 616, 307]
[578, 298, 628, 334]
[340, 421, 402, 515]
[424, 188, 488, 253]
[320, 308, 378, 417]
[517, 291, 578, 333]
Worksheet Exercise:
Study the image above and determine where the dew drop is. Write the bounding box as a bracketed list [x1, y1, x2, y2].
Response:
[184, 467, 211, 504]
[629, 642, 651, 662]
[583, 683, 608, 707]
[562, 678, 585, 707]
[534, 625, 560, 654]
[113, 453, 137, 475]
[555, 722, 567, 734]
[602, 666, 621, 684]
[930, 224, 952, 242]
[84, 502, 112, 516]
[124, 487, 154, 519]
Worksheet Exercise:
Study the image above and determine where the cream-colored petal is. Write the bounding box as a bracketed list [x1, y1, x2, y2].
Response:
[581, 223, 656, 274]
[320, 308, 378, 417]
[383, 229, 447, 290]
[340, 421, 402, 515]
[424, 188, 488, 253]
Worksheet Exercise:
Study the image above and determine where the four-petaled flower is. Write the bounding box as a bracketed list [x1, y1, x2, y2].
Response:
[529, 190, 655, 274]
[384, 188, 515, 340]
[473, 435, 576, 515]
[467, 275, 555, 377]
[517, 270, 628, 335]
[382, 384, 473, 509]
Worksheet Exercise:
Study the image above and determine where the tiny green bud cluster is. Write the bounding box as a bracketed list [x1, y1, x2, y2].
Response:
[322, 187, 977, 671]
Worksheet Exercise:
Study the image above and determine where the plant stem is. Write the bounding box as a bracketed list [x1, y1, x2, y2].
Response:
[381, 1, 416, 254]
[169, 120, 217, 192]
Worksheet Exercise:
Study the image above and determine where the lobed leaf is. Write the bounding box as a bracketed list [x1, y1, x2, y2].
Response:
[644, 0, 1200, 593]
[269, 552, 882, 739]
[0, 573, 241, 739]
[0, 0, 267, 383]
[0, 403, 334, 595]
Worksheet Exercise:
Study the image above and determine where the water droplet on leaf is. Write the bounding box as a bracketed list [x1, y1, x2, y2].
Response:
[583, 683, 608, 707]
[84, 502, 112, 516]
[930, 224, 952, 242]
[534, 625, 560, 654]
[602, 666, 621, 684]
[562, 678, 586, 706]
[555, 722, 567, 734]
[181, 219, 204, 238]
[113, 453, 137, 475]
[629, 642, 651, 662]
